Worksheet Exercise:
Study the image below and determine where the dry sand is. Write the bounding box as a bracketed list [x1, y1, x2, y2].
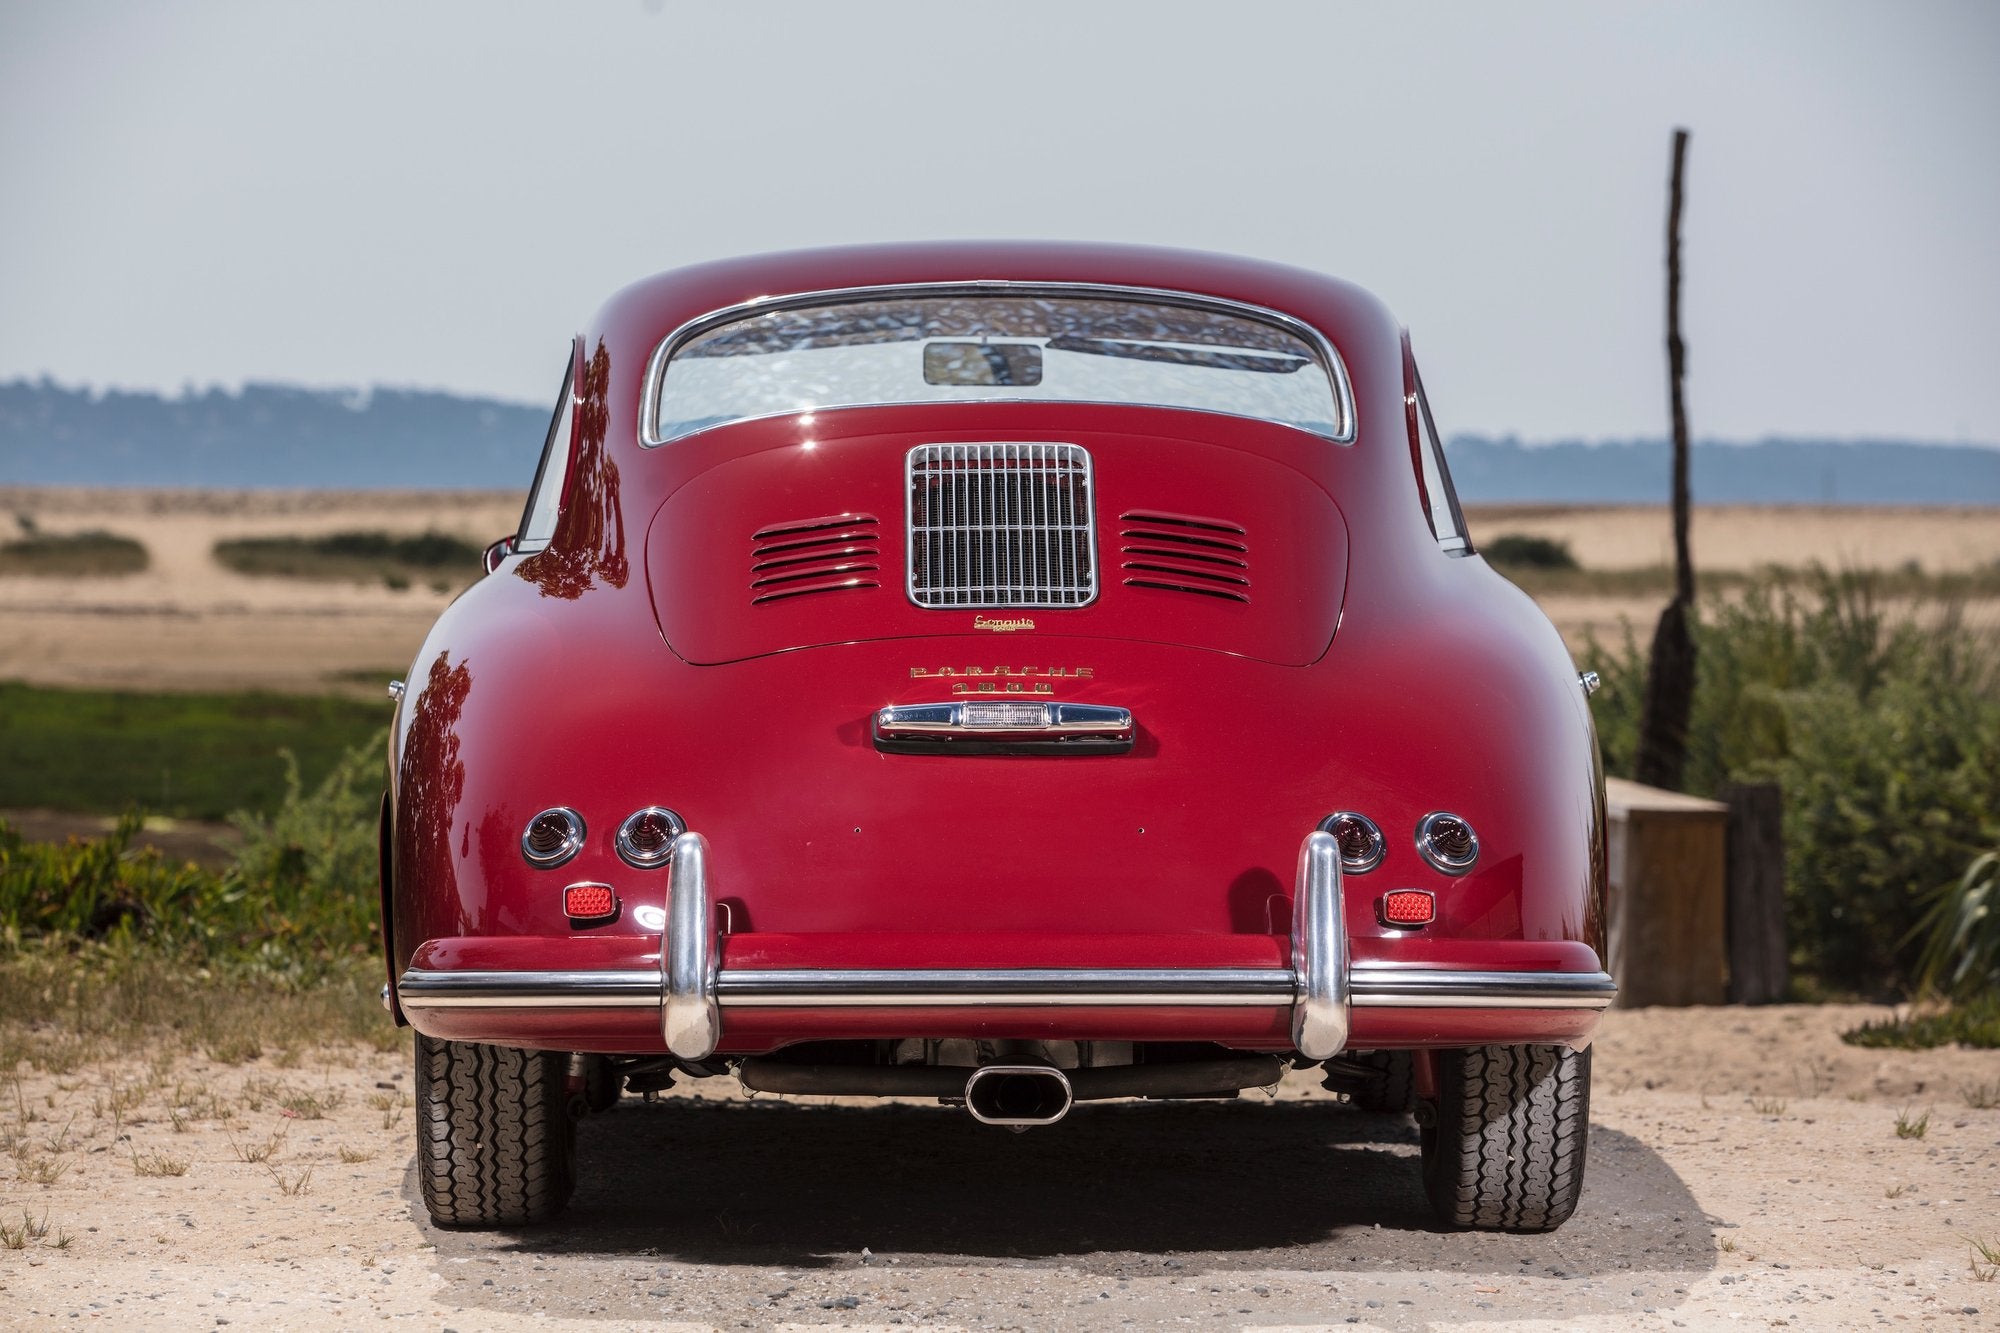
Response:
[0, 488, 520, 695]
[1, 490, 1995, 695]
[1, 1005, 1995, 1330]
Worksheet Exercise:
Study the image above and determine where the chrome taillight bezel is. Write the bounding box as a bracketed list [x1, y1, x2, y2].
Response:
[615, 806, 687, 869]
[1415, 811, 1479, 876]
[521, 807, 586, 869]
[1316, 811, 1385, 873]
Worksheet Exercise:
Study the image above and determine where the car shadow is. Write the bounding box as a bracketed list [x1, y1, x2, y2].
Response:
[413, 1094, 1715, 1280]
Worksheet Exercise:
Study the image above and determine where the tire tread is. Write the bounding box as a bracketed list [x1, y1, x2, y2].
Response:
[415, 1033, 575, 1228]
[1422, 1043, 1589, 1232]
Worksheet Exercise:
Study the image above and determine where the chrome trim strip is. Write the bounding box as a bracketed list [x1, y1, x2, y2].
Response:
[1349, 968, 1617, 1008]
[1291, 831, 1349, 1059]
[662, 831, 721, 1058]
[714, 968, 1295, 1007]
[397, 969, 660, 1008]
[395, 964, 1615, 1013]
[639, 280, 1359, 448]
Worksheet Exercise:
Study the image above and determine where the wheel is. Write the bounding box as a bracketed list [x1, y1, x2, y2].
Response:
[415, 1032, 576, 1227]
[1420, 1044, 1590, 1232]
[1347, 1050, 1417, 1114]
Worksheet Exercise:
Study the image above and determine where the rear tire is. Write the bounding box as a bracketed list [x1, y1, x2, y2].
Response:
[415, 1032, 576, 1227]
[1347, 1050, 1417, 1114]
[1420, 1043, 1590, 1232]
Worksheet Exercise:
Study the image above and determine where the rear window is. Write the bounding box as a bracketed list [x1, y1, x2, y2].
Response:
[648, 290, 1353, 444]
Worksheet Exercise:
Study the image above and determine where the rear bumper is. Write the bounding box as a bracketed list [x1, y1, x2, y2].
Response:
[397, 830, 1613, 1055]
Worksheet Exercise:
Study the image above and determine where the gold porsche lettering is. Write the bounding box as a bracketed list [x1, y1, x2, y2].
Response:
[906, 664, 1096, 696]
[908, 666, 1095, 679]
[973, 616, 1036, 632]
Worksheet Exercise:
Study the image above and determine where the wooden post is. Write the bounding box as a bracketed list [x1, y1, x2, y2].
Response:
[1605, 777, 1727, 1006]
[1723, 782, 1788, 1004]
[1635, 128, 1697, 792]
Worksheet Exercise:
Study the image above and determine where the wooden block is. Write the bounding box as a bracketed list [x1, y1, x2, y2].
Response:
[1724, 782, 1788, 1004]
[1605, 777, 1728, 1007]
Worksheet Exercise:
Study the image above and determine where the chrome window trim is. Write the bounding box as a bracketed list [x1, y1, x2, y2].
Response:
[638, 281, 1358, 448]
[396, 963, 1616, 1012]
[515, 342, 579, 557]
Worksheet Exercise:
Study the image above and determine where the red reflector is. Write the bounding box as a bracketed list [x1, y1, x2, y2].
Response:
[564, 883, 617, 919]
[1380, 890, 1435, 927]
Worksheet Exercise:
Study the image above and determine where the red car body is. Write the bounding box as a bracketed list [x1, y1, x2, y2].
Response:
[382, 243, 1613, 1231]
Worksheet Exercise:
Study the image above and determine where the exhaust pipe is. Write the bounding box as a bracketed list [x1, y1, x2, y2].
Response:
[964, 1065, 1072, 1128]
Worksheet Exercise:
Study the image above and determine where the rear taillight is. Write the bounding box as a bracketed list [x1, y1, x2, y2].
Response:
[615, 807, 686, 869]
[563, 881, 618, 921]
[522, 808, 585, 868]
[1379, 889, 1436, 928]
[1316, 812, 1384, 873]
[1415, 812, 1479, 876]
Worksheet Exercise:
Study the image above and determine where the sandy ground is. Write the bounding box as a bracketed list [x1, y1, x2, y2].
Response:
[0, 489, 520, 695]
[1, 490, 1994, 694]
[1, 1006, 1995, 1331]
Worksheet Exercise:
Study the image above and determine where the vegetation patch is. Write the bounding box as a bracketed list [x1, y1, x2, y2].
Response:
[1842, 994, 2000, 1051]
[1586, 568, 2000, 996]
[213, 529, 481, 590]
[0, 526, 149, 576]
[1482, 532, 1580, 571]
[0, 681, 385, 821]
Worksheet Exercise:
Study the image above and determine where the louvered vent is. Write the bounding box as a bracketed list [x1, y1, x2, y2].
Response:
[750, 514, 880, 605]
[907, 443, 1096, 608]
[1119, 510, 1250, 603]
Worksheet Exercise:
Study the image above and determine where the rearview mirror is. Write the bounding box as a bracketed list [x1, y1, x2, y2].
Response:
[483, 535, 518, 574]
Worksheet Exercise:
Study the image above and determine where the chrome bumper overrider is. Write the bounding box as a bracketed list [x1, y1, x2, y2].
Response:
[396, 830, 1617, 1060]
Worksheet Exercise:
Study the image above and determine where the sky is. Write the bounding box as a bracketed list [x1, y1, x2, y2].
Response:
[2, 0, 1997, 445]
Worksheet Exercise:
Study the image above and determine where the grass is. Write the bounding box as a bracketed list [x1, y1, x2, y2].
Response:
[1895, 1107, 1931, 1139]
[0, 529, 148, 576]
[1843, 995, 2000, 1050]
[213, 529, 480, 591]
[130, 1149, 189, 1178]
[1970, 1237, 2000, 1283]
[0, 681, 386, 821]
[0, 951, 396, 1065]
[1961, 1080, 1999, 1110]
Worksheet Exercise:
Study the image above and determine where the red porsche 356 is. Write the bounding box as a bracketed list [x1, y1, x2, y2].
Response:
[381, 243, 1613, 1231]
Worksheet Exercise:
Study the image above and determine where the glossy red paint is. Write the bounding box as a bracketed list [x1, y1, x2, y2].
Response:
[383, 242, 1608, 1063]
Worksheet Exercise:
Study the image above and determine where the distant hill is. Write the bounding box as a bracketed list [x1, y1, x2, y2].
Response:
[0, 379, 547, 489]
[1445, 435, 2000, 505]
[2, 378, 1996, 502]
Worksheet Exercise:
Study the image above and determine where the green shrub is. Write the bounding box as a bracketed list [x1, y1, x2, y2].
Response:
[213, 529, 480, 585]
[1915, 849, 2000, 1000]
[225, 734, 385, 970]
[1483, 532, 1580, 570]
[0, 729, 386, 980]
[0, 529, 149, 576]
[1584, 568, 2000, 996]
[1842, 993, 2000, 1050]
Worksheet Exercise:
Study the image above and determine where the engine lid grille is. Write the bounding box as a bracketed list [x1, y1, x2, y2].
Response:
[906, 443, 1097, 608]
[1118, 510, 1250, 603]
[750, 513, 880, 605]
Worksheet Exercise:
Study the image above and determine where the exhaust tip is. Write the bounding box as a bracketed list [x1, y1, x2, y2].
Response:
[964, 1065, 1073, 1128]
